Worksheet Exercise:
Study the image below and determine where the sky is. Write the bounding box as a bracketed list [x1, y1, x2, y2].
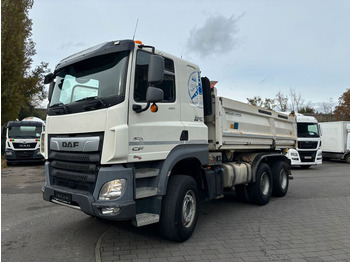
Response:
[29, 0, 350, 111]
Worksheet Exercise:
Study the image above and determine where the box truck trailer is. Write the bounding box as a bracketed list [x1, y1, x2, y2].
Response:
[41, 40, 297, 241]
[319, 121, 350, 163]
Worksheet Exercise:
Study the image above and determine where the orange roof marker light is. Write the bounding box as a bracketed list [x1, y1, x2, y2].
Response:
[134, 40, 143, 45]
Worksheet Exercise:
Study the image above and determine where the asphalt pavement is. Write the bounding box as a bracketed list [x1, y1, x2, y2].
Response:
[96, 161, 350, 262]
[2, 160, 350, 262]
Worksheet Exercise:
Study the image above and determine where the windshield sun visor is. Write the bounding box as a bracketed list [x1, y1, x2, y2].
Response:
[55, 40, 135, 72]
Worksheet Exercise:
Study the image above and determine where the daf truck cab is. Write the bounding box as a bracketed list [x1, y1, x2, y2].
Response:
[286, 114, 322, 168]
[5, 117, 45, 166]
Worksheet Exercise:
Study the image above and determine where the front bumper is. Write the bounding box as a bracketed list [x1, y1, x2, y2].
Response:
[287, 148, 322, 166]
[5, 148, 44, 163]
[42, 163, 136, 220]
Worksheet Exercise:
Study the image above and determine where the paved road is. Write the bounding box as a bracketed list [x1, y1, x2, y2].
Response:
[97, 161, 350, 262]
[2, 161, 350, 262]
[1, 163, 110, 262]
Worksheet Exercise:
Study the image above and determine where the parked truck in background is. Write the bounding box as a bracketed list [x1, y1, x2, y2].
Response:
[286, 114, 322, 168]
[41, 39, 297, 241]
[319, 121, 350, 163]
[4, 117, 45, 166]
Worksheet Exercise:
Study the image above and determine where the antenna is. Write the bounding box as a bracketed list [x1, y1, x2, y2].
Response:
[132, 19, 139, 40]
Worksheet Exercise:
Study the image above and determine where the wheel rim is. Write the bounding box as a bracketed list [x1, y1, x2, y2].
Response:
[182, 190, 196, 228]
[260, 172, 270, 196]
[280, 169, 288, 190]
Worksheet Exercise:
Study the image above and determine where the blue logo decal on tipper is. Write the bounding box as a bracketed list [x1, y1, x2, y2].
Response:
[188, 71, 203, 109]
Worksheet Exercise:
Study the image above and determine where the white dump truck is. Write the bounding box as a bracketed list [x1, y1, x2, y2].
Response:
[319, 121, 350, 163]
[286, 114, 322, 168]
[41, 40, 297, 241]
[4, 117, 45, 166]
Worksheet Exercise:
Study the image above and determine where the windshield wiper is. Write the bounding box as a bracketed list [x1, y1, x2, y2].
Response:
[49, 102, 69, 113]
[75, 96, 106, 110]
[75, 96, 106, 105]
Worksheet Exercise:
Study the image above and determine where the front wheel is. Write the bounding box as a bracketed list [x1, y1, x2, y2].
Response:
[247, 163, 272, 205]
[159, 175, 199, 242]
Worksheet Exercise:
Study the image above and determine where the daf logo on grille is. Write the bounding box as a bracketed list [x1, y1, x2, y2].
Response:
[62, 141, 79, 148]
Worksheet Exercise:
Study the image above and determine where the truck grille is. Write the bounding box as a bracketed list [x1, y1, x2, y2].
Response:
[48, 133, 103, 194]
[298, 141, 318, 149]
[299, 151, 316, 162]
[16, 150, 35, 159]
[13, 142, 37, 149]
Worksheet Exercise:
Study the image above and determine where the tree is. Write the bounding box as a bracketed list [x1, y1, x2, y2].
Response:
[322, 97, 334, 114]
[247, 96, 275, 110]
[299, 106, 316, 114]
[275, 91, 288, 112]
[289, 88, 304, 112]
[1, 0, 48, 126]
[334, 89, 350, 120]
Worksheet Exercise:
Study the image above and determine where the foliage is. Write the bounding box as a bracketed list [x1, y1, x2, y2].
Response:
[246, 96, 276, 110]
[334, 89, 350, 120]
[275, 91, 288, 112]
[298, 106, 316, 114]
[1, 0, 48, 125]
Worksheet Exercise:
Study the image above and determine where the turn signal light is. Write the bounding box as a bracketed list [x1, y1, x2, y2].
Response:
[150, 103, 158, 113]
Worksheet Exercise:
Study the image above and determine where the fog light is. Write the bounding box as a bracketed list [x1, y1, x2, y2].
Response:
[99, 179, 126, 200]
[101, 207, 120, 215]
[35, 150, 42, 156]
[5, 151, 13, 156]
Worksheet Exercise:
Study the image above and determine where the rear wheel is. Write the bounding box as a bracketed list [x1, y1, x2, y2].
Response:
[345, 154, 350, 164]
[247, 163, 272, 205]
[159, 175, 199, 242]
[271, 161, 289, 197]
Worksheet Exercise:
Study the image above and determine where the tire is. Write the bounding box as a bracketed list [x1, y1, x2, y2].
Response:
[345, 154, 350, 164]
[271, 161, 289, 197]
[247, 163, 272, 205]
[159, 175, 199, 242]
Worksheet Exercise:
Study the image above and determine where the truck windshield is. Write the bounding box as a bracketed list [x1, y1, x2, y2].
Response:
[8, 126, 42, 139]
[297, 123, 320, 137]
[48, 51, 129, 115]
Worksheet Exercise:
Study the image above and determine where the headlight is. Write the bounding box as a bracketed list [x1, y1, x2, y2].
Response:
[99, 179, 126, 200]
[291, 152, 299, 157]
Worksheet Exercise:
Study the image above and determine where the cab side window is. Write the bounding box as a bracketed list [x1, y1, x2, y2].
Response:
[134, 51, 175, 102]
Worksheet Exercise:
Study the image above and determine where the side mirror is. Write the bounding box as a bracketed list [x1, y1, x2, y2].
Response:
[133, 87, 164, 113]
[1, 126, 6, 137]
[148, 55, 164, 85]
[48, 82, 55, 102]
[146, 86, 163, 103]
[44, 73, 54, 84]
